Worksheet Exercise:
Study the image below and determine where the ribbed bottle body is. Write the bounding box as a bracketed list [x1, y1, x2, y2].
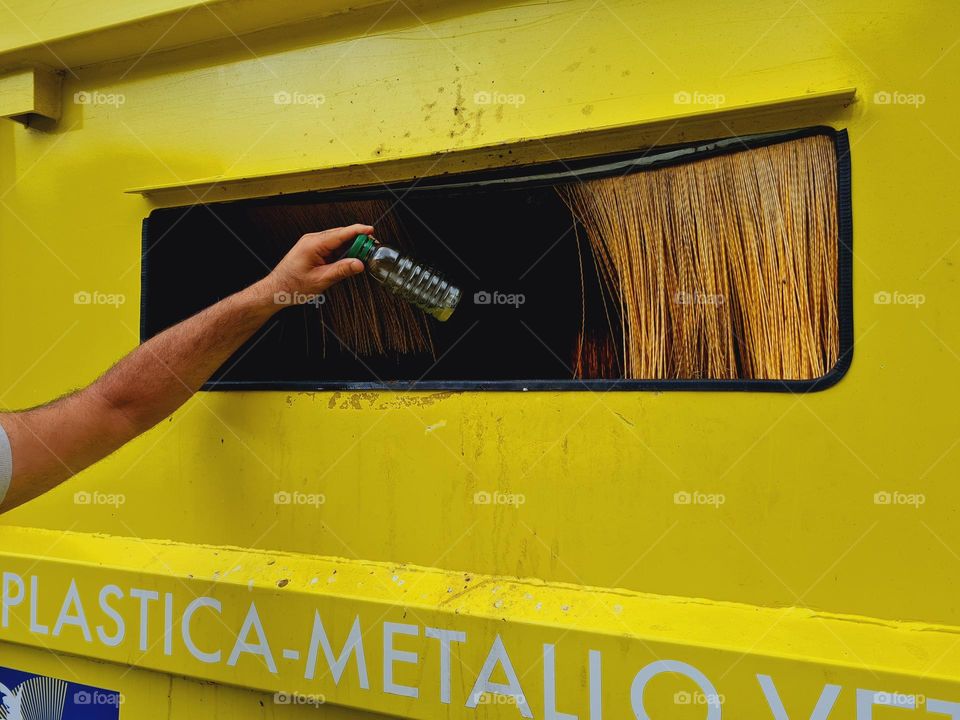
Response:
[367, 246, 460, 321]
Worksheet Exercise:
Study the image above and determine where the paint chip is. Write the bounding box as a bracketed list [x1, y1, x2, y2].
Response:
[425, 420, 447, 433]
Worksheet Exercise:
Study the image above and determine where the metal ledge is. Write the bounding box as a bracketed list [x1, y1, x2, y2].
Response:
[0, 0, 389, 72]
[0, 525, 957, 718]
[125, 88, 858, 206]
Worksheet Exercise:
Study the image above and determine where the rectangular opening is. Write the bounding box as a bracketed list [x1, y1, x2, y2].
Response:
[140, 126, 852, 391]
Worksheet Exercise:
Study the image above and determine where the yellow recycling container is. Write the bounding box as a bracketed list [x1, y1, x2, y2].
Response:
[1, 1, 959, 717]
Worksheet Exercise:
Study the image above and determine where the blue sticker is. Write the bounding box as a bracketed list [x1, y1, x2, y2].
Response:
[0, 666, 121, 719]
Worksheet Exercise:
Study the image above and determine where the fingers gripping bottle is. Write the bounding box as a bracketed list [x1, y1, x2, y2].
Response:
[344, 234, 461, 321]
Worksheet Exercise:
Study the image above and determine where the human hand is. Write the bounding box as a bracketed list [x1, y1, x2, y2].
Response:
[263, 224, 371, 306]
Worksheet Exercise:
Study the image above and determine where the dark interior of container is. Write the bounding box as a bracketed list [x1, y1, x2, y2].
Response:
[141, 184, 610, 387]
[141, 127, 851, 392]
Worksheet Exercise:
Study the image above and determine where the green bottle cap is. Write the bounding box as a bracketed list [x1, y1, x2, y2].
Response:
[344, 234, 375, 262]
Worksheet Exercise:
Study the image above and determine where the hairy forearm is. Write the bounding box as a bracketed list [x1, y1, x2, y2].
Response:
[0, 224, 368, 513]
[0, 278, 280, 510]
[93, 278, 279, 432]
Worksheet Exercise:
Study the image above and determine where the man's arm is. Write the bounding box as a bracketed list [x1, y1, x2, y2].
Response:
[0, 224, 370, 512]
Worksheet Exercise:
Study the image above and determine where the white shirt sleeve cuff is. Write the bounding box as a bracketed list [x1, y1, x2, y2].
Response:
[0, 420, 13, 505]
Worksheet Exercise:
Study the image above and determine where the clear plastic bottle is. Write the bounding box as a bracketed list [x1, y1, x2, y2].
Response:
[344, 234, 461, 321]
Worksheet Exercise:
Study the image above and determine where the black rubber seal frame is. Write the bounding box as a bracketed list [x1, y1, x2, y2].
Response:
[140, 126, 854, 393]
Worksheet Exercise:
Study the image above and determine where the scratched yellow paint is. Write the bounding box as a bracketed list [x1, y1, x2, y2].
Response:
[0, 0, 958, 716]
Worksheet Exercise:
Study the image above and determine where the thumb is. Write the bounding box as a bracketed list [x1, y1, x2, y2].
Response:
[315, 258, 364, 290]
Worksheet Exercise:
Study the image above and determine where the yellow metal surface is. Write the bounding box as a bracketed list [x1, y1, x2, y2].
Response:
[0, 0, 958, 717]
[125, 88, 857, 202]
[0, 66, 61, 123]
[0, 635, 390, 718]
[0, 0, 390, 72]
[3, 525, 960, 718]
